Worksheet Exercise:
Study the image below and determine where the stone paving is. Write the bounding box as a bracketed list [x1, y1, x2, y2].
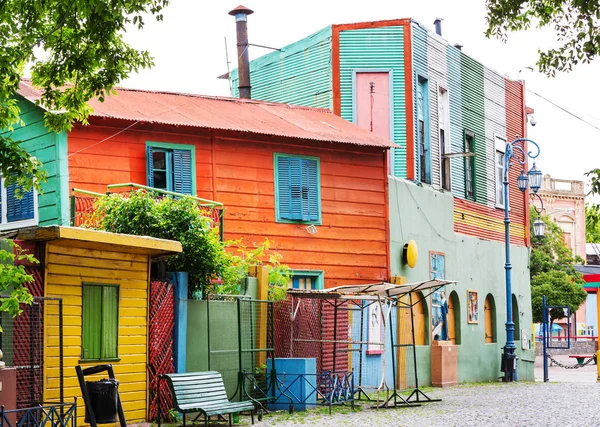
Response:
[252, 355, 600, 427]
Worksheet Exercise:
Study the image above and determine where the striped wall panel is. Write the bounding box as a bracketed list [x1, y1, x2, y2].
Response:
[483, 68, 507, 207]
[459, 52, 487, 204]
[426, 31, 448, 190]
[338, 26, 407, 177]
[446, 46, 465, 198]
[412, 24, 428, 182]
[231, 26, 333, 109]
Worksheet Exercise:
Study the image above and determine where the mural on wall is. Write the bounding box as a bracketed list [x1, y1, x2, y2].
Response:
[468, 290, 479, 324]
[430, 252, 447, 341]
[367, 302, 384, 355]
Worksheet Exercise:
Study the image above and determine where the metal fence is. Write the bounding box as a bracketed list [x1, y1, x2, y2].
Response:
[0, 400, 76, 427]
[0, 297, 63, 408]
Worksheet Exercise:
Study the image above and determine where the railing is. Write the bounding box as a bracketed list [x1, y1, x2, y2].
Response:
[70, 183, 224, 240]
[536, 335, 598, 342]
[0, 400, 76, 427]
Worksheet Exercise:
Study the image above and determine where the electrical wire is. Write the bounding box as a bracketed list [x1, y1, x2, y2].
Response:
[527, 88, 600, 133]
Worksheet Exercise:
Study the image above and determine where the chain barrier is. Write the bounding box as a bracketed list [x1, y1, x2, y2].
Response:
[546, 354, 596, 369]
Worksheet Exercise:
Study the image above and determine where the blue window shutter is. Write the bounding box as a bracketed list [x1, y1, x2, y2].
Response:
[6, 182, 34, 222]
[289, 158, 303, 220]
[277, 157, 292, 220]
[146, 145, 154, 187]
[302, 159, 319, 222]
[173, 149, 193, 195]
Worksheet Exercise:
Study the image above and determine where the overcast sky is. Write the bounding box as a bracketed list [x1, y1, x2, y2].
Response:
[121, 0, 600, 197]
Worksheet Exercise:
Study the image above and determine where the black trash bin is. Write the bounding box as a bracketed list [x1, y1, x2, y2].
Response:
[85, 378, 119, 424]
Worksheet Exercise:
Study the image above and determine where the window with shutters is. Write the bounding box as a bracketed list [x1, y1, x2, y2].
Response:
[0, 176, 38, 231]
[274, 153, 321, 224]
[146, 142, 196, 195]
[81, 283, 119, 361]
[464, 131, 475, 200]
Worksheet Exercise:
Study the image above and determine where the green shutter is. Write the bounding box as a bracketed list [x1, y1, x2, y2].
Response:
[277, 157, 292, 220]
[173, 149, 193, 195]
[275, 154, 321, 223]
[289, 158, 303, 220]
[303, 159, 319, 222]
[82, 285, 102, 360]
[101, 286, 119, 359]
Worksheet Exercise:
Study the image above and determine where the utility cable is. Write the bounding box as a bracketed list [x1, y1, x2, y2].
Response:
[527, 88, 600, 133]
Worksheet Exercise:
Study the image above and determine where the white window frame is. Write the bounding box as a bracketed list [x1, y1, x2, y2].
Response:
[0, 177, 39, 230]
[438, 85, 451, 190]
[495, 135, 507, 209]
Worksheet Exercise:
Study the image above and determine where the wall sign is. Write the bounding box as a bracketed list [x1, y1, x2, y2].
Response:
[467, 290, 479, 324]
[403, 240, 418, 268]
[367, 302, 384, 355]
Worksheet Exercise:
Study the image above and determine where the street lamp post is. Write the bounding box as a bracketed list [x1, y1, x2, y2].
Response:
[502, 137, 542, 382]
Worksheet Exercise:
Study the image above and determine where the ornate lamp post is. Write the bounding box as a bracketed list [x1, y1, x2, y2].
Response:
[502, 138, 543, 382]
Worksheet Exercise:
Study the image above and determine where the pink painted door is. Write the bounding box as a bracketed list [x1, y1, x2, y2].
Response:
[355, 72, 391, 140]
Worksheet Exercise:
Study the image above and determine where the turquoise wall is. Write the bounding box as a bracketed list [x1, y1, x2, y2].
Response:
[389, 177, 535, 382]
[1, 98, 69, 226]
[338, 26, 407, 178]
[231, 26, 333, 109]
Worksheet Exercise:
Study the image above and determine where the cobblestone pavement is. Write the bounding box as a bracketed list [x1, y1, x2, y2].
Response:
[253, 356, 600, 427]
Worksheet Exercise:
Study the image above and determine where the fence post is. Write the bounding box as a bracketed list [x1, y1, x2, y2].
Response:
[171, 272, 188, 373]
[257, 266, 269, 368]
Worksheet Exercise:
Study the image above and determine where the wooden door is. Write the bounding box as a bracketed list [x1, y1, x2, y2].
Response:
[484, 296, 493, 343]
[413, 293, 426, 346]
[447, 294, 456, 344]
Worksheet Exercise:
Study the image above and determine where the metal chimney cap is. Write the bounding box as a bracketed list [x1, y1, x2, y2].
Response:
[434, 17, 443, 23]
[454, 43, 463, 50]
[229, 5, 254, 16]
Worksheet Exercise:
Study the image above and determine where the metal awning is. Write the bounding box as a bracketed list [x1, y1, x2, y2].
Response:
[287, 279, 456, 301]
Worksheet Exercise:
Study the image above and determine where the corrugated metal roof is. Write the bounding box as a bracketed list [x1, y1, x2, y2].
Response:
[17, 80, 397, 148]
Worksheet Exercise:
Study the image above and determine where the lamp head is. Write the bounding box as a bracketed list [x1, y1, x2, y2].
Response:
[528, 163, 542, 194]
[533, 218, 546, 239]
[517, 170, 528, 192]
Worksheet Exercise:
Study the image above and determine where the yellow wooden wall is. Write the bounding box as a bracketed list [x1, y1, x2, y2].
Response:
[43, 241, 150, 425]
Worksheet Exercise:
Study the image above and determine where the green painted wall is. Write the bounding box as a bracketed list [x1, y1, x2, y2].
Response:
[389, 177, 535, 383]
[1, 97, 70, 226]
[459, 54, 487, 204]
[231, 26, 333, 109]
[338, 26, 407, 178]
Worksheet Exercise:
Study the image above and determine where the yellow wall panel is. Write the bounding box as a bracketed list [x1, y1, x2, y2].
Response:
[44, 242, 151, 425]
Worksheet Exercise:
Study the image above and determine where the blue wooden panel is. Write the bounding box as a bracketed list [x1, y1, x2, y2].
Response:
[173, 149, 193, 195]
[6, 182, 35, 222]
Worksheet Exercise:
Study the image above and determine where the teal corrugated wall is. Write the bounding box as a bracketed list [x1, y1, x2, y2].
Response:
[459, 53, 486, 203]
[338, 26, 407, 178]
[447, 46, 465, 198]
[412, 24, 428, 183]
[231, 26, 333, 108]
[2, 97, 69, 226]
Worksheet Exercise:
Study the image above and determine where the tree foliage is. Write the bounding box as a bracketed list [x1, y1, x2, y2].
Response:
[585, 204, 600, 243]
[486, 0, 600, 76]
[529, 207, 586, 323]
[89, 190, 290, 299]
[0, 0, 170, 319]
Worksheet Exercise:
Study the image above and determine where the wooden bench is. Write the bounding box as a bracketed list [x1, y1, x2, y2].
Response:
[159, 371, 255, 427]
[568, 354, 597, 366]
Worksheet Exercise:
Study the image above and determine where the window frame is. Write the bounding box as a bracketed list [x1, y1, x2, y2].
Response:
[145, 141, 197, 195]
[438, 85, 451, 191]
[273, 153, 322, 225]
[495, 135, 507, 209]
[464, 130, 475, 200]
[0, 176, 38, 231]
[417, 76, 431, 185]
[80, 282, 120, 363]
[289, 270, 324, 290]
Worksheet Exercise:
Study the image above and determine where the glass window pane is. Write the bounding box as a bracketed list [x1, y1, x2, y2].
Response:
[154, 171, 167, 189]
[153, 151, 166, 170]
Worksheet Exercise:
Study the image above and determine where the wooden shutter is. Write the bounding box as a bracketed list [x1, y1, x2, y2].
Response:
[173, 149, 193, 195]
[277, 157, 292, 220]
[146, 145, 154, 187]
[6, 182, 35, 222]
[484, 296, 493, 343]
[101, 286, 119, 359]
[82, 285, 102, 360]
[289, 158, 302, 220]
[302, 159, 319, 222]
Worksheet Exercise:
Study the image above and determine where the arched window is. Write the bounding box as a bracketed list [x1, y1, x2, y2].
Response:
[448, 291, 461, 345]
[411, 291, 429, 345]
[484, 294, 497, 344]
[512, 294, 520, 341]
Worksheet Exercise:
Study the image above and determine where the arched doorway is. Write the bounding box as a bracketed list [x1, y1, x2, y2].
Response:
[484, 294, 496, 344]
[512, 294, 520, 341]
[448, 291, 461, 345]
[412, 291, 428, 345]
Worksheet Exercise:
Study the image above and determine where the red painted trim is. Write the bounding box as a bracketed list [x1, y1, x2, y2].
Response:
[403, 23, 415, 180]
[383, 151, 391, 281]
[333, 18, 412, 32]
[521, 81, 531, 247]
[332, 25, 341, 116]
[584, 274, 600, 283]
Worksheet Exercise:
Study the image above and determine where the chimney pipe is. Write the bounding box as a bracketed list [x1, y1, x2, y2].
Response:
[229, 5, 254, 99]
[434, 18, 443, 36]
[454, 43, 463, 51]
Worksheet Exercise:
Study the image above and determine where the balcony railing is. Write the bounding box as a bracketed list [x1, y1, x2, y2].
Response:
[71, 183, 224, 240]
